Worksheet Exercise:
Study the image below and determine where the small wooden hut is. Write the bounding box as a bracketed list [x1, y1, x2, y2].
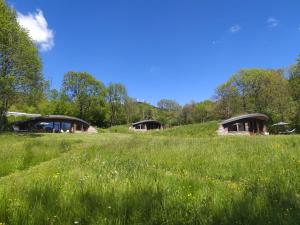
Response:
[217, 113, 269, 135]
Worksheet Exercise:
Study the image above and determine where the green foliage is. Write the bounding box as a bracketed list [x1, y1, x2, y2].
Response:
[214, 79, 241, 119]
[106, 83, 128, 126]
[135, 102, 156, 121]
[289, 56, 300, 131]
[62, 71, 106, 126]
[123, 97, 140, 123]
[0, 0, 44, 130]
[180, 101, 218, 125]
[0, 133, 299, 224]
[39, 89, 74, 116]
[215, 69, 295, 124]
[195, 100, 216, 122]
[157, 99, 182, 125]
[157, 99, 181, 111]
[289, 56, 300, 102]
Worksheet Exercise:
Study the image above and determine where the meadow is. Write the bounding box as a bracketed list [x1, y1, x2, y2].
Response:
[0, 123, 299, 225]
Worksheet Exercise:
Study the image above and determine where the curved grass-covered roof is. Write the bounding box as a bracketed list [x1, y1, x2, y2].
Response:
[132, 120, 161, 126]
[220, 113, 269, 125]
[14, 115, 90, 127]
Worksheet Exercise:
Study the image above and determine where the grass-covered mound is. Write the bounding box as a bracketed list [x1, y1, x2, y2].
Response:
[103, 121, 219, 138]
[154, 121, 218, 138]
[0, 133, 299, 224]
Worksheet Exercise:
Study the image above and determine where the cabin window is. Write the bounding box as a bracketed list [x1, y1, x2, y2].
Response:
[62, 122, 71, 132]
[228, 124, 237, 132]
[35, 121, 53, 132]
[228, 123, 245, 132]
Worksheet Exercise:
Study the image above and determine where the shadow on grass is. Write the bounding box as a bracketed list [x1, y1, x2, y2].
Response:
[211, 181, 300, 225]
[0, 180, 296, 225]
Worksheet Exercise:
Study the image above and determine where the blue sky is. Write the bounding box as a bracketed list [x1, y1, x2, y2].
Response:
[11, 0, 300, 105]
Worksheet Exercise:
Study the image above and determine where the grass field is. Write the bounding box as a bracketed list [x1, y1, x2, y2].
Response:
[0, 123, 299, 225]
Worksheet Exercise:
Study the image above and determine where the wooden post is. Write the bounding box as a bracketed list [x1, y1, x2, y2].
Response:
[263, 124, 267, 133]
[245, 122, 249, 132]
[256, 121, 260, 133]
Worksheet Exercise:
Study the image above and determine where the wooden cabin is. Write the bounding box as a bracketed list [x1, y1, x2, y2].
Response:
[217, 113, 269, 135]
[13, 115, 96, 133]
[130, 120, 162, 132]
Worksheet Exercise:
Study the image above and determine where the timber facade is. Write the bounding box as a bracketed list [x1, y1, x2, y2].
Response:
[130, 120, 162, 131]
[217, 113, 269, 136]
[13, 115, 96, 133]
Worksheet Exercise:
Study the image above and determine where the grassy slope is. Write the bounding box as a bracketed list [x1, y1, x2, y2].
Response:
[153, 121, 218, 137]
[100, 125, 131, 134]
[0, 130, 299, 224]
[105, 121, 218, 137]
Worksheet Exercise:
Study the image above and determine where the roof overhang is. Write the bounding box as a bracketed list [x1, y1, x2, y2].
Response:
[132, 120, 161, 126]
[14, 115, 90, 127]
[220, 113, 269, 125]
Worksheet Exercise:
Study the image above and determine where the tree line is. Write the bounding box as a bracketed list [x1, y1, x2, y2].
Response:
[1, 0, 299, 130]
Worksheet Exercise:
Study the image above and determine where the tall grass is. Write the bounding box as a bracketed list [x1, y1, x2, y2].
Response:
[0, 133, 84, 177]
[105, 121, 218, 137]
[152, 121, 218, 137]
[0, 132, 299, 224]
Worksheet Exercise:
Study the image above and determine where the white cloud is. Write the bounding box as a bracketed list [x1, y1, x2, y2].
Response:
[229, 25, 241, 33]
[17, 9, 54, 51]
[267, 17, 279, 29]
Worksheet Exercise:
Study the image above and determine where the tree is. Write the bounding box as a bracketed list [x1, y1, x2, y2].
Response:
[62, 72, 106, 125]
[0, 0, 44, 130]
[289, 56, 300, 130]
[289, 57, 300, 103]
[157, 99, 181, 125]
[106, 83, 127, 126]
[157, 99, 181, 112]
[215, 69, 294, 123]
[179, 102, 194, 124]
[214, 79, 241, 119]
[196, 100, 216, 123]
[38, 89, 73, 116]
[123, 97, 140, 124]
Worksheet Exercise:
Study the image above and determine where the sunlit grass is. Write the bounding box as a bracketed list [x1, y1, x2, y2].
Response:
[0, 128, 299, 225]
